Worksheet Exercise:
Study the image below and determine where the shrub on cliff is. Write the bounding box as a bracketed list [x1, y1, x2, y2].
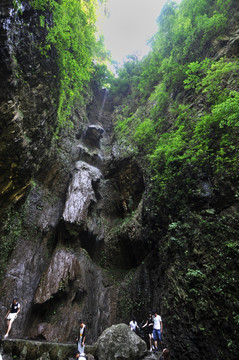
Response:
[31, 0, 109, 130]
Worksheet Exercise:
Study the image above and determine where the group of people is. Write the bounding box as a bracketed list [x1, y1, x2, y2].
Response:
[3, 298, 168, 359]
[129, 310, 165, 353]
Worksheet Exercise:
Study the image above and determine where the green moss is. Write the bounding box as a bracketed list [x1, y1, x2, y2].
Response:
[0, 209, 23, 281]
[117, 268, 150, 322]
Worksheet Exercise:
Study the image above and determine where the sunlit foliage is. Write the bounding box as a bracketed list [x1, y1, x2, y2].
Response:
[113, 0, 239, 205]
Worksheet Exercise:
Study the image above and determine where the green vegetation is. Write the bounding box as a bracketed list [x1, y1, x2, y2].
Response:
[112, 0, 239, 209]
[13, 0, 23, 14]
[31, 0, 111, 130]
[161, 212, 239, 355]
[150, 56, 239, 206]
[110, 0, 239, 356]
[117, 268, 149, 321]
[0, 210, 22, 281]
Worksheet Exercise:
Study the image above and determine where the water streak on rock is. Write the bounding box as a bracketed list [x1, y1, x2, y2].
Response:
[98, 88, 108, 121]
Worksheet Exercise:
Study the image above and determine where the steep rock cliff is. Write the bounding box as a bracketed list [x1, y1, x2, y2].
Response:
[0, 1, 239, 360]
[0, 0, 146, 346]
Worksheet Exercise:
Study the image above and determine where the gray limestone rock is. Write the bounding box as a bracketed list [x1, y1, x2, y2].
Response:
[34, 249, 81, 304]
[25, 249, 114, 343]
[2, 339, 76, 360]
[63, 161, 102, 225]
[95, 323, 147, 360]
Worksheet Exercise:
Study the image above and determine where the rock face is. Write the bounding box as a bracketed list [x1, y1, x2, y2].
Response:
[0, 0, 58, 208]
[0, 0, 124, 345]
[95, 323, 147, 360]
[0, 70, 145, 343]
[1, 2, 239, 360]
[63, 161, 102, 225]
[24, 249, 115, 343]
[83, 125, 105, 148]
[34, 249, 81, 304]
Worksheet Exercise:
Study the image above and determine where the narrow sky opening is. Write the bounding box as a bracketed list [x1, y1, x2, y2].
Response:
[97, 0, 180, 65]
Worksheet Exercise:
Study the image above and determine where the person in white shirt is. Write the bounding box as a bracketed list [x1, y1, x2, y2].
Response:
[76, 319, 86, 355]
[153, 310, 163, 351]
[129, 317, 139, 332]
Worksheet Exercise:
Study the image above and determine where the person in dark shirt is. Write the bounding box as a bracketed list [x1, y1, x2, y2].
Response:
[4, 298, 20, 338]
[142, 311, 154, 351]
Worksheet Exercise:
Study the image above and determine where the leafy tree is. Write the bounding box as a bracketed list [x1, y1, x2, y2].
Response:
[110, 57, 142, 105]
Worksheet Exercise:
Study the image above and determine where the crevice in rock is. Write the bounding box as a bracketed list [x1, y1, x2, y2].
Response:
[79, 230, 104, 261]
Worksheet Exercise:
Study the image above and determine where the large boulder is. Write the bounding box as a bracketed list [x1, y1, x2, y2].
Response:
[95, 323, 147, 360]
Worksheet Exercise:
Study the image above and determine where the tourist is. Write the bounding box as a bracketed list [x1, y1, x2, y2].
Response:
[76, 319, 86, 355]
[153, 310, 163, 351]
[4, 297, 20, 339]
[142, 311, 154, 351]
[129, 317, 139, 332]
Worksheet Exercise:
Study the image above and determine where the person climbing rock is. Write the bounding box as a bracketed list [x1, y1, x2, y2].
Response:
[129, 317, 139, 332]
[142, 311, 154, 351]
[76, 319, 86, 355]
[4, 297, 21, 339]
[152, 310, 163, 351]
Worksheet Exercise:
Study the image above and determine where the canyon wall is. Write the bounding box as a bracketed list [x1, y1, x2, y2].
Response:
[0, 1, 238, 360]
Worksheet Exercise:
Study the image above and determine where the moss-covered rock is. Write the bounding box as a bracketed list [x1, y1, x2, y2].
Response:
[2, 338, 77, 359]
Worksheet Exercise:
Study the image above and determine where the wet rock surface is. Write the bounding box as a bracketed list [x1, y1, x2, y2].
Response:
[83, 125, 105, 148]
